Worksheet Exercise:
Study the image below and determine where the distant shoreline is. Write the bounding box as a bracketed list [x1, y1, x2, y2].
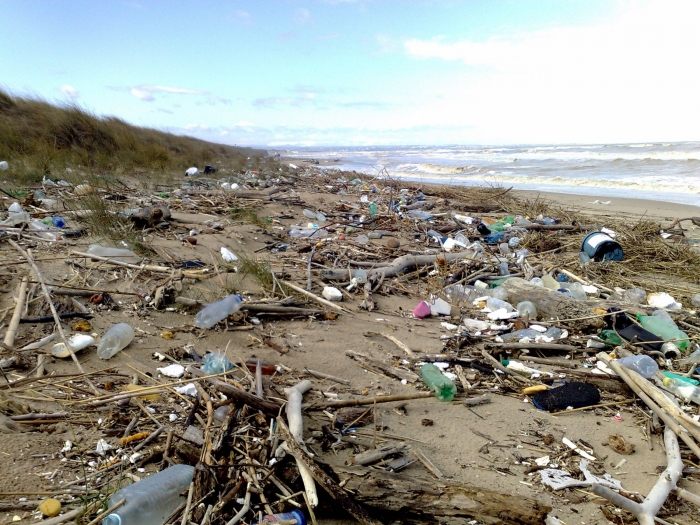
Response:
[284, 156, 700, 222]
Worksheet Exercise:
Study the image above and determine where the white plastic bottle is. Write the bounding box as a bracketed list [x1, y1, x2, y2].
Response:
[195, 295, 242, 328]
[102, 464, 195, 525]
[97, 323, 135, 359]
[86, 244, 142, 265]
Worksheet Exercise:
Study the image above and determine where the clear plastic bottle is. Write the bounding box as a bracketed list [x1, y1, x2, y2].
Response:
[97, 323, 135, 359]
[615, 355, 659, 378]
[28, 220, 60, 241]
[420, 363, 456, 401]
[662, 377, 700, 404]
[195, 295, 242, 329]
[637, 315, 689, 351]
[486, 297, 514, 312]
[516, 301, 537, 319]
[287, 228, 328, 238]
[102, 464, 195, 525]
[500, 328, 542, 342]
[303, 209, 317, 219]
[498, 261, 510, 276]
[86, 244, 141, 264]
[692, 294, 700, 308]
[489, 286, 509, 301]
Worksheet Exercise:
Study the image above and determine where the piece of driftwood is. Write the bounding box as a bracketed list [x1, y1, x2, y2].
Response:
[353, 443, 407, 466]
[307, 392, 433, 409]
[318, 250, 477, 282]
[486, 342, 582, 353]
[187, 366, 281, 416]
[333, 465, 551, 525]
[3, 277, 27, 348]
[463, 395, 492, 406]
[276, 418, 384, 525]
[363, 332, 414, 356]
[346, 350, 419, 383]
[502, 278, 604, 330]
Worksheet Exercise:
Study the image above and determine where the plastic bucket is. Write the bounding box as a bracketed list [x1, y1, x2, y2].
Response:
[581, 231, 623, 262]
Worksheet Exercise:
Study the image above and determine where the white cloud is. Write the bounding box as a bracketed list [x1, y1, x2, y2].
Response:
[294, 8, 311, 25]
[236, 10, 251, 24]
[402, 0, 700, 143]
[58, 85, 79, 99]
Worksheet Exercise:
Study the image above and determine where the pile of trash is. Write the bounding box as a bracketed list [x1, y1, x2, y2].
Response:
[1, 163, 700, 524]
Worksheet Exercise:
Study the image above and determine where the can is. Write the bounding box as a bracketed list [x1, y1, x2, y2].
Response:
[581, 231, 623, 262]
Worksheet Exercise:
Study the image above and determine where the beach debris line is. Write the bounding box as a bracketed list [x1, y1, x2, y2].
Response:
[1, 161, 700, 524]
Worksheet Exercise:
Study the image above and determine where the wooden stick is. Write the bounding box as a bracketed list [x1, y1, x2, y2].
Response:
[364, 332, 414, 356]
[306, 392, 433, 409]
[280, 280, 349, 314]
[8, 240, 93, 391]
[35, 508, 82, 525]
[86, 498, 125, 525]
[553, 398, 637, 415]
[70, 250, 206, 279]
[304, 368, 351, 385]
[3, 277, 28, 348]
[276, 417, 384, 525]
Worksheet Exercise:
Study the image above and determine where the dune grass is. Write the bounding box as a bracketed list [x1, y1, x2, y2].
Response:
[0, 88, 267, 185]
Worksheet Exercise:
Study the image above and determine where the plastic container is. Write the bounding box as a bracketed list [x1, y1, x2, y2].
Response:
[102, 464, 195, 525]
[195, 295, 242, 329]
[287, 228, 328, 238]
[86, 244, 142, 265]
[637, 315, 689, 351]
[201, 353, 234, 374]
[615, 355, 659, 378]
[52, 215, 66, 228]
[413, 301, 431, 318]
[51, 334, 95, 358]
[516, 301, 537, 319]
[254, 510, 307, 525]
[662, 377, 700, 405]
[430, 298, 451, 316]
[581, 231, 624, 262]
[420, 363, 456, 401]
[97, 323, 135, 359]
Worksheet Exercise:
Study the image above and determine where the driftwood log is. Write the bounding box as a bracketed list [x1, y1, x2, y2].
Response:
[334, 465, 551, 524]
[502, 278, 604, 330]
[318, 250, 477, 282]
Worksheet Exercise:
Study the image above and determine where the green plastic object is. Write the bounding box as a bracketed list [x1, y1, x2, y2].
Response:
[637, 315, 689, 351]
[599, 330, 623, 346]
[420, 363, 456, 401]
[368, 203, 378, 218]
[663, 372, 699, 386]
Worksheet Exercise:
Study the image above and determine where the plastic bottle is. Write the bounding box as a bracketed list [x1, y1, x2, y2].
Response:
[33, 189, 46, 200]
[489, 286, 509, 301]
[195, 295, 243, 329]
[486, 297, 514, 312]
[420, 363, 456, 401]
[52, 215, 66, 228]
[680, 347, 700, 366]
[254, 510, 307, 525]
[102, 464, 195, 525]
[86, 244, 141, 265]
[662, 377, 700, 404]
[444, 284, 479, 304]
[652, 309, 677, 328]
[97, 323, 135, 359]
[28, 220, 60, 241]
[354, 269, 368, 284]
[498, 261, 510, 276]
[500, 328, 542, 342]
[615, 355, 659, 378]
[499, 243, 511, 255]
[541, 274, 559, 291]
[579, 251, 591, 264]
[545, 326, 563, 339]
[407, 210, 433, 220]
[516, 301, 537, 319]
[637, 315, 689, 351]
[303, 209, 317, 219]
[51, 334, 95, 358]
[201, 352, 234, 374]
[692, 294, 700, 308]
[287, 228, 328, 238]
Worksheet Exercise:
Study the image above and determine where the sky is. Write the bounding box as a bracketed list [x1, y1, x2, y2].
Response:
[2, 0, 700, 147]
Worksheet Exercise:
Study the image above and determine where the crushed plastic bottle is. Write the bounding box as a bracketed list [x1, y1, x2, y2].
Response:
[102, 464, 195, 525]
[287, 228, 328, 238]
[201, 352, 234, 374]
[662, 377, 700, 404]
[420, 363, 456, 401]
[97, 323, 135, 359]
[486, 297, 514, 312]
[615, 355, 659, 378]
[51, 215, 66, 228]
[195, 295, 243, 329]
[86, 244, 141, 265]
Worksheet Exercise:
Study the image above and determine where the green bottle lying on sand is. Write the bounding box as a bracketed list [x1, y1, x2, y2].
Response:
[637, 315, 689, 351]
[421, 363, 456, 401]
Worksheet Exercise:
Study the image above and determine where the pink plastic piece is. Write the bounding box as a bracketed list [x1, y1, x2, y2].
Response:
[413, 300, 431, 318]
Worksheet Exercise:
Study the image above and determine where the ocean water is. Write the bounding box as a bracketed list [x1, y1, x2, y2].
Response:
[281, 142, 700, 206]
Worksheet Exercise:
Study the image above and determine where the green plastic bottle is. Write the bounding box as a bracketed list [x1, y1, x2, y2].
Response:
[420, 363, 456, 401]
[637, 315, 689, 351]
[598, 330, 623, 346]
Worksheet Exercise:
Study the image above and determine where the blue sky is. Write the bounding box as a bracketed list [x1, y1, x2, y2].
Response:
[2, 0, 699, 147]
